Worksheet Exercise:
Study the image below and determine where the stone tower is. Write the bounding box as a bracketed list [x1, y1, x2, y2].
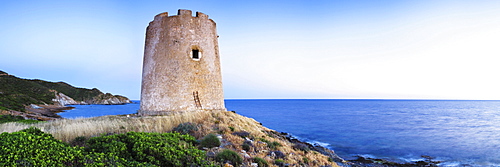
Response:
[139, 9, 226, 115]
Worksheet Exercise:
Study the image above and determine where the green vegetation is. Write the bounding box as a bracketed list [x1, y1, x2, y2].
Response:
[215, 149, 242, 166]
[274, 159, 285, 167]
[0, 127, 214, 166]
[86, 131, 212, 166]
[172, 122, 199, 135]
[0, 115, 42, 124]
[0, 74, 55, 111]
[302, 157, 310, 164]
[242, 143, 251, 152]
[0, 110, 340, 166]
[33, 79, 104, 102]
[200, 133, 221, 148]
[0, 127, 137, 166]
[254, 157, 268, 167]
[260, 138, 281, 150]
[269, 141, 281, 150]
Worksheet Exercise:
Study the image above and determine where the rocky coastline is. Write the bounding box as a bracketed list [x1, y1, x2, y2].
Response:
[270, 131, 442, 167]
[52, 91, 131, 106]
[3, 92, 132, 121]
[265, 131, 347, 164]
[41, 93, 130, 120]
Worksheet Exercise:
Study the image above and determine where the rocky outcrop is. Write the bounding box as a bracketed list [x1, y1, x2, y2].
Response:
[84, 93, 131, 105]
[53, 92, 82, 106]
[52, 92, 131, 106]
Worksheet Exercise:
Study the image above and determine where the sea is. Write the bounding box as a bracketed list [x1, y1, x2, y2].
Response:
[59, 99, 500, 166]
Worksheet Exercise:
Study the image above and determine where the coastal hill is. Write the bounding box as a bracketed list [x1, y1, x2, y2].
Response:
[0, 70, 131, 120]
[0, 110, 346, 166]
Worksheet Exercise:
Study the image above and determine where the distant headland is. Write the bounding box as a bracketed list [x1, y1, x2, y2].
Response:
[0, 70, 131, 120]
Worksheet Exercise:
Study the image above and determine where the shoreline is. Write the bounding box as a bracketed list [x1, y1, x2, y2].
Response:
[0, 105, 74, 121]
[17, 103, 489, 167]
[272, 131, 446, 167]
[6, 101, 135, 121]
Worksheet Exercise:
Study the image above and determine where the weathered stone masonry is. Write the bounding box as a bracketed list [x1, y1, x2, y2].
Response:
[139, 9, 226, 115]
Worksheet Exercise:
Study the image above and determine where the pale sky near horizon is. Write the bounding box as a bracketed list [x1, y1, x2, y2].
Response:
[1, 0, 500, 100]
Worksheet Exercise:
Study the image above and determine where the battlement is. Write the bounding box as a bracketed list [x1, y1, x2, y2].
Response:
[153, 9, 210, 21]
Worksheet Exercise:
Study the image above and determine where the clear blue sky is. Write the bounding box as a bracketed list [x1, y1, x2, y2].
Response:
[2, 0, 500, 100]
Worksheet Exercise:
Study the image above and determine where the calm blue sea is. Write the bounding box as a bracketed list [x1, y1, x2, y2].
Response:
[60, 99, 500, 166]
[59, 100, 141, 118]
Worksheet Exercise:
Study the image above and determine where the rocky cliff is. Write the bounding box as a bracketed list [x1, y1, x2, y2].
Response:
[52, 92, 131, 106]
[53, 92, 81, 106]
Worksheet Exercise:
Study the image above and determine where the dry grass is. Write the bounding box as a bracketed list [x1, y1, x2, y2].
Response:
[0, 111, 213, 142]
[0, 110, 340, 167]
[204, 111, 340, 167]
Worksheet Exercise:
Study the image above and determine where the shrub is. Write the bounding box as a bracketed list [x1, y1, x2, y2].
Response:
[86, 131, 210, 167]
[172, 122, 198, 135]
[215, 149, 242, 166]
[232, 131, 250, 138]
[242, 143, 251, 152]
[0, 115, 23, 123]
[0, 115, 41, 124]
[0, 127, 136, 166]
[254, 157, 268, 167]
[302, 157, 310, 164]
[16, 119, 42, 124]
[200, 133, 221, 148]
[259, 138, 281, 149]
[70, 136, 88, 147]
[19, 126, 46, 136]
[262, 140, 281, 150]
[274, 159, 285, 167]
[228, 126, 235, 132]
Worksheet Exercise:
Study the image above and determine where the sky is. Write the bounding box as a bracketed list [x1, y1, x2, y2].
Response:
[1, 0, 500, 100]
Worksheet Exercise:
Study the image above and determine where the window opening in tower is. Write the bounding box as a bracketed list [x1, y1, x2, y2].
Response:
[192, 49, 200, 60]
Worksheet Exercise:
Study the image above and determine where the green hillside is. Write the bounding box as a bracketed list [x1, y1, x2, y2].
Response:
[0, 72, 54, 111]
[0, 70, 127, 112]
[32, 80, 103, 102]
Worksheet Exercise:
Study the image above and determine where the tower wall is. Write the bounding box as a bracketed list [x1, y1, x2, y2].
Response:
[139, 9, 226, 115]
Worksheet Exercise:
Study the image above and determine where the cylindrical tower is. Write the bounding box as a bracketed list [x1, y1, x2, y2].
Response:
[139, 9, 226, 115]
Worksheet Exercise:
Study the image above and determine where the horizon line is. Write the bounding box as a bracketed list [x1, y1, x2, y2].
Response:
[130, 98, 500, 101]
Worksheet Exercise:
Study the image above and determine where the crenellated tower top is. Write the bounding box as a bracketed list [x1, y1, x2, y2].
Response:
[151, 9, 214, 24]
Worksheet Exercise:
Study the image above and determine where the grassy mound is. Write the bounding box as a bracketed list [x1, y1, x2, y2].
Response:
[0, 110, 340, 166]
